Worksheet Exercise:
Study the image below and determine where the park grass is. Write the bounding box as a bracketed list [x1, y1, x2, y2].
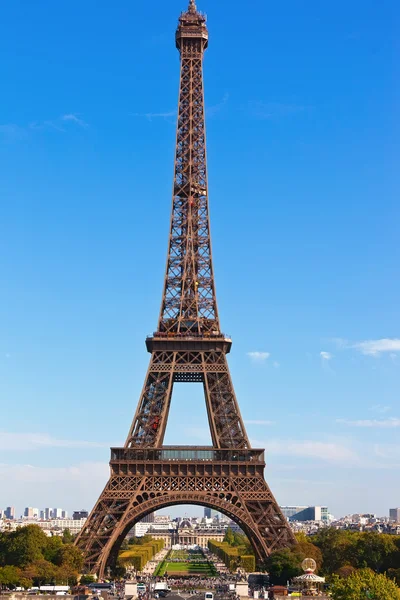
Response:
[156, 549, 217, 577]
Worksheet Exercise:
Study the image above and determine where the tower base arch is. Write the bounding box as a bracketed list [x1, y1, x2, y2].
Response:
[75, 448, 295, 577]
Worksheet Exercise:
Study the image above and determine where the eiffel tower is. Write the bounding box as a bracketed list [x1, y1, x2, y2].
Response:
[76, 0, 295, 576]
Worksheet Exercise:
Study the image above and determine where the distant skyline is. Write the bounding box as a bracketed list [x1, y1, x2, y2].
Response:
[0, 0, 398, 519]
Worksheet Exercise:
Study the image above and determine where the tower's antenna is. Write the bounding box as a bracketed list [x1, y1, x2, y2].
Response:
[188, 0, 197, 14]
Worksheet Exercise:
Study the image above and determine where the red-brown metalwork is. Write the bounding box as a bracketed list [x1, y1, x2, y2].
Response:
[76, 0, 295, 576]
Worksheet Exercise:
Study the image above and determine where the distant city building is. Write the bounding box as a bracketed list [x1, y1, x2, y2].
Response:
[141, 513, 155, 523]
[61, 510, 68, 518]
[227, 520, 243, 532]
[390, 508, 400, 522]
[280, 506, 329, 523]
[148, 519, 225, 548]
[35, 517, 86, 535]
[154, 515, 171, 524]
[4, 507, 15, 520]
[280, 506, 308, 520]
[44, 508, 53, 519]
[52, 508, 63, 519]
[132, 522, 154, 537]
[203, 508, 220, 519]
[24, 507, 39, 518]
[0, 517, 87, 535]
[73, 510, 89, 520]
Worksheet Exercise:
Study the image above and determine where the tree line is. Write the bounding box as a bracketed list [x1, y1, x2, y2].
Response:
[0, 525, 83, 588]
[265, 530, 400, 584]
[222, 527, 400, 597]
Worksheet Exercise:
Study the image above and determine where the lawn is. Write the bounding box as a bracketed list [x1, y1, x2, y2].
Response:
[155, 549, 217, 577]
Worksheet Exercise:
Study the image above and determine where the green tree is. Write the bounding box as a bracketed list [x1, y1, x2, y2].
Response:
[313, 528, 356, 574]
[5, 525, 48, 568]
[388, 569, 400, 586]
[352, 533, 397, 572]
[56, 544, 84, 572]
[30, 559, 57, 585]
[62, 529, 75, 544]
[55, 564, 78, 586]
[80, 575, 96, 585]
[265, 548, 302, 585]
[0, 565, 27, 588]
[224, 528, 235, 546]
[44, 536, 64, 563]
[331, 568, 400, 600]
[336, 565, 357, 578]
[292, 540, 323, 571]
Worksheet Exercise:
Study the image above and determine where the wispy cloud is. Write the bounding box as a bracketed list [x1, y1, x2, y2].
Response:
[0, 124, 28, 141]
[332, 337, 400, 357]
[0, 432, 108, 451]
[30, 120, 65, 132]
[207, 93, 229, 117]
[131, 94, 230, 122]
[248, 101, 305, 120]
[247, 351, 270, 362]
[353, 338, 400, 356]
[252, 438, 358, 464]
[370, 404, 391, 414]
[374, 444, 400, 460]
[273, 361, 280, 369]
[2, 114, 88, 139]
[244, 420, 275, 426]
[130, 110, 177, 121]
[320, 351, 333, 360]
[61, 113, 88, 128]
[0, 461, 108, 484]
[337, 418, 400, 428]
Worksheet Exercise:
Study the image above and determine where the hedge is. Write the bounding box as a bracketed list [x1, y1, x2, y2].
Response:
[208, 540, 255, 573]
[120, 539, 164, 571]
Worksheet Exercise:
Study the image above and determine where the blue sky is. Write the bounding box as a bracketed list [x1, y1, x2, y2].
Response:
[0, 0, 399, 520]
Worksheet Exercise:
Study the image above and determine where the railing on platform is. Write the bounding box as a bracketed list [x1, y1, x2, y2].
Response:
[147, 331, 232, 340]
[110, 446, 264, 463]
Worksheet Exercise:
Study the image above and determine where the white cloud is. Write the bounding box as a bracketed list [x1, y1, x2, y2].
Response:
[332, 337, 400, 357]
[62, 113, 88, 128]
[244, 420, 275, 426]
[252, 438, 358, 464]
[247, 351, 270, 362]
[337, 418, 400, 428]
[353, 338, 400, 356]
[0, 461, 108, 484]
[320, 351, 333, 360]
[0, 432, 108, 451]
[0, 462, 109, 512]
[273, 361, 280, 369]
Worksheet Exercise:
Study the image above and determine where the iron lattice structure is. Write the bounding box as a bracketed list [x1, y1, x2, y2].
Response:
[76, 0, 295, 576]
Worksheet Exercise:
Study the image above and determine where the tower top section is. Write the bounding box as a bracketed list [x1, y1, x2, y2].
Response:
[176, 0, 208, 52]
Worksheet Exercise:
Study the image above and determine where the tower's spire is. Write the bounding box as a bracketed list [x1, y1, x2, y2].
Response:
[188, 0, 197, 14]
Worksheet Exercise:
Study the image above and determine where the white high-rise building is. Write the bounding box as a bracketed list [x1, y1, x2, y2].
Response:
[52, 508, 63, 518]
